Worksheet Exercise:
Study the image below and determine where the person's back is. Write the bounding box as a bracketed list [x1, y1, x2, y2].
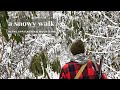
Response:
[59, 39, 107, 79]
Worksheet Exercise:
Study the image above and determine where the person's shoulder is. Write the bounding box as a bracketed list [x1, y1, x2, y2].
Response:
[62, 61, 78, 68]
[66, 61, 78, 64]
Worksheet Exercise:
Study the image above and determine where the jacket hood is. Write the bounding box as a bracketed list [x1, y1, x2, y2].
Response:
[70, 53, 89, 64]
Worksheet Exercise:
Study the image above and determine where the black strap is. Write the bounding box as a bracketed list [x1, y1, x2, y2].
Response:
[91, 61, 100, 79]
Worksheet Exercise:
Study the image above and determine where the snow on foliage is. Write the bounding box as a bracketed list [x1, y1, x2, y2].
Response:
[0, 11, 120, 79]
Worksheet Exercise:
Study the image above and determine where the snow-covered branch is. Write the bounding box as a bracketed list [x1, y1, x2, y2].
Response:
[0, 11, 120, 79]
[103, 63, 118, 73]
[85, 33, 113, 39]
[101, 11, 118, 26]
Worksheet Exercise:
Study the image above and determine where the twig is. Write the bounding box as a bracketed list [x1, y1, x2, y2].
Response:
[101, 11, 118, 26]
[11, 39, 14, 51]
[89, 48, 120, 54]
[85, 33, 113, 39]
[103, 63, 118, 73]
[0, 35, 4, 63]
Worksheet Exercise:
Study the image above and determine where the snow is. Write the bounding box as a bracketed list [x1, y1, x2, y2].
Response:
[0, 11, 120, 79]
[6, 47, 12, 53]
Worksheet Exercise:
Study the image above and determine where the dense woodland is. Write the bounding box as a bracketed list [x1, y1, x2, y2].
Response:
[0, 11, 120, 79]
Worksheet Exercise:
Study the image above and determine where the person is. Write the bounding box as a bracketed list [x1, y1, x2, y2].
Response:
[59, 39, 107, 79]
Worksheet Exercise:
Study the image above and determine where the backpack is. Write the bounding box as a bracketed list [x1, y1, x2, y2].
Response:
[74, 60, 100, 79]
[91, 61, 100, 79]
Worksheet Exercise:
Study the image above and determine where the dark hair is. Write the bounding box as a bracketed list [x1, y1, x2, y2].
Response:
[70, 39, 85, 55]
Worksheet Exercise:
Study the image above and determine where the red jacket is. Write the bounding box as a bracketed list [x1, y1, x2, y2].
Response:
[59, 60, 107, 79]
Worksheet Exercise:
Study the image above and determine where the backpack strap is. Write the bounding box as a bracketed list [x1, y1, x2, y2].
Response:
[74, 61, 88, 79]
[92, 61, 99, 71]
[91, 61, 99, 79]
